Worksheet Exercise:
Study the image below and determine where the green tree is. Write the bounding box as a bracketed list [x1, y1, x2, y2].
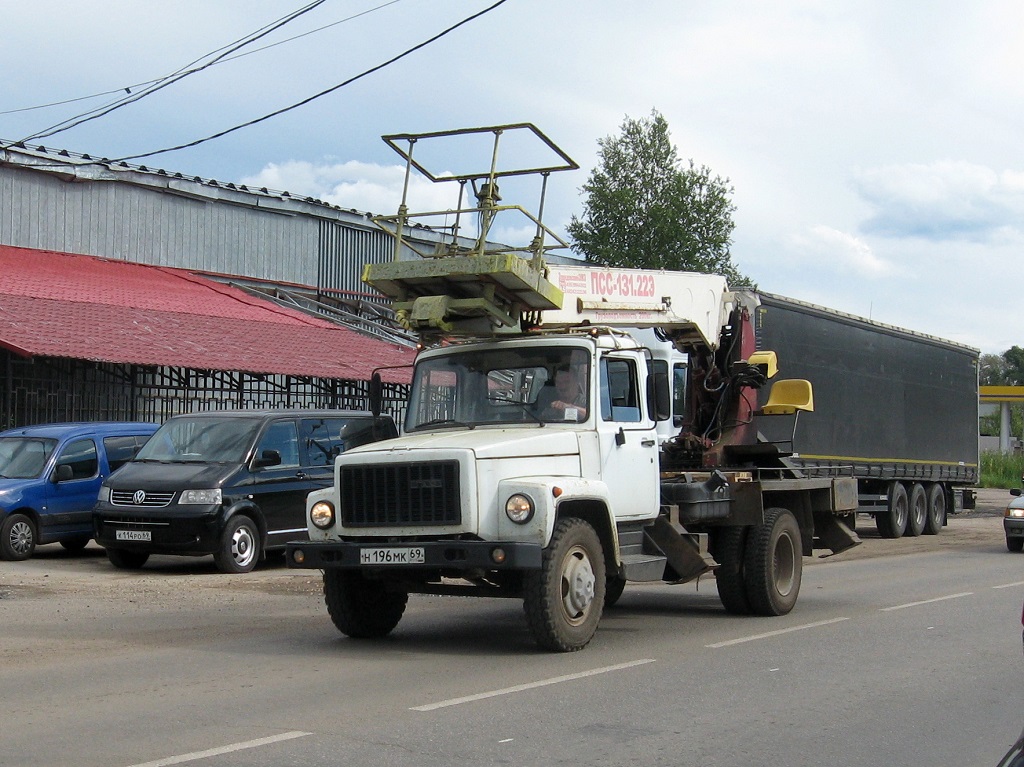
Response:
[568, 110, 750, 286]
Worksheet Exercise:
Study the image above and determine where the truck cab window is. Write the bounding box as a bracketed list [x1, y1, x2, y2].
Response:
[600, 357, 641, 422]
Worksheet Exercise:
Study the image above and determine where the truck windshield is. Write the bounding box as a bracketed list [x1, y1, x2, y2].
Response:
[0, 437, 58, 479]
[135, 417, 263, 463]
[406, 346, 590, 432]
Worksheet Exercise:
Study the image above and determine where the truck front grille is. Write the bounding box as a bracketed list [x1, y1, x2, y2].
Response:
[339, 461, 461, 527]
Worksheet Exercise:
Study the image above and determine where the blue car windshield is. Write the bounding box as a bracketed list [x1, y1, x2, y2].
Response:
[136, 418, 262, 463]
[0, 437, 58, 479]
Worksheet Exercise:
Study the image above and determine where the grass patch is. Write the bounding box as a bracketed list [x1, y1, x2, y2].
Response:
[980, 451, 1024, 488]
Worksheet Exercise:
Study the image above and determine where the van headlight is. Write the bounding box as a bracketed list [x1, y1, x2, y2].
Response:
[180, 489, 222, 505]
[310, 501, 335, 529]
[97, 486, 110, 503]
[1007, 507, 1024, 519]
[505, 493, 534, 524]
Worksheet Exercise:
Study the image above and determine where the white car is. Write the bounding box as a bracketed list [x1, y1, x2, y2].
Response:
[1004, 489, 1024, 552]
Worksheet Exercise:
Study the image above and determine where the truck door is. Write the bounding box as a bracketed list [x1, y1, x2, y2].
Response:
[597, 355, 659, 520]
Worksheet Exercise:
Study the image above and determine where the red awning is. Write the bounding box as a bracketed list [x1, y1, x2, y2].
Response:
[0, 245, 415, 382]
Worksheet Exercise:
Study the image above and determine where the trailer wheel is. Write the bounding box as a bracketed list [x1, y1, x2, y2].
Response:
[323, 570, 408, 639]
[877, 482, 908, 539]
[523, 517, 605, 652]
[743, 508, 801, 616]
[906, 483, 927, 537]
[924, 484, 946, 535]
[712, 526, 752, 615]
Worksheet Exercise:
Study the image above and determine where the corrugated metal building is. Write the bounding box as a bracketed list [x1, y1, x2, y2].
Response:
[0, 141, 443, 427]
[0, 142, 446, 295]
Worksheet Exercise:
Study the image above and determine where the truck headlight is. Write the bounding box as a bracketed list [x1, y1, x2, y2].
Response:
[505, 493, 534, 524]
[310, 501, 335, 529]
[180, 489, 222, 505]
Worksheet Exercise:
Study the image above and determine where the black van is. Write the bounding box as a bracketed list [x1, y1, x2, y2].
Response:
[92, 409, 398, 573]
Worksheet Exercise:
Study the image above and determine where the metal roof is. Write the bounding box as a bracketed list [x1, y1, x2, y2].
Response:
[0, 244, 415, 382]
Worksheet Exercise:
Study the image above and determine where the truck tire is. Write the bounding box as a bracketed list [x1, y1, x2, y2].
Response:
[323, 570, 409, 638]
[604, 574, 627, 608]
[214, 515, 260, 574]
[105, 548, 150, 569]
[712, 525, 752, 615]
[523, 517, 606, 652]
[743, 507, 801, 616]
[924, 484, 946, 535]
[906, 483, 927, 537]
[877, 482, 908, 539]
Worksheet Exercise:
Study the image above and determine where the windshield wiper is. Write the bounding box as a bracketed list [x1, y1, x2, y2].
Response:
[414, 418, 475, 431]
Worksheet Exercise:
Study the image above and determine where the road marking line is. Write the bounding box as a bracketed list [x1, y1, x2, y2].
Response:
[993, 581, 1024, 590]
[705, 617, 849, 648]
[411, 659, 656, 711]
[126, 731, 312, 767]
[880, 592, 973, 611]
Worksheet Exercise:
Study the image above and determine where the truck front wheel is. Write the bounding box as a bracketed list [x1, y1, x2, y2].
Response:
[323, 571, 408, 639]
[743, 507, 801, 616]
[524, 517, 606, 652]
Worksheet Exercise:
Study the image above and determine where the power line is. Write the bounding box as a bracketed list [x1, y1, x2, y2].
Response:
[13, 0, 329, 144]
[0, 1, 403, 118]
[110, 0, 510, 163]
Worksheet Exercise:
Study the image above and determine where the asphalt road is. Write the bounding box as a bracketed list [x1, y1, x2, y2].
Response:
[1, 489, 1022, 767]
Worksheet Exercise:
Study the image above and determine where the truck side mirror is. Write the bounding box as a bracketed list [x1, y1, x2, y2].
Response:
[368, 372, 383, 418]
[51, 464, 74, 483]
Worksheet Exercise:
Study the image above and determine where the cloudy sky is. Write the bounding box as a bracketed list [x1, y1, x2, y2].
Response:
[3, 0, 1021, 354]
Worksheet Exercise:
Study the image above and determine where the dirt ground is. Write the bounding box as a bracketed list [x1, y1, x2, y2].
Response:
[815, 486, 1014, 564]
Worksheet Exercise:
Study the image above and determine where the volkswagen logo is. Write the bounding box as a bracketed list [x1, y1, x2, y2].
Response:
[133, 490, 146, 505]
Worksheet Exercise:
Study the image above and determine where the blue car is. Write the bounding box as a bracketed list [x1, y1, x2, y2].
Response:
[0, 421, 158, 560]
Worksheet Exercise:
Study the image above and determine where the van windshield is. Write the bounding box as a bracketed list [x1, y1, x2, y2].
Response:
[0, 437, 58, 479]
[136, 418, 262, 463]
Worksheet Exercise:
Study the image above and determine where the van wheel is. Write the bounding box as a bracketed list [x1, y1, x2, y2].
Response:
[324, 571, 409, 638]
[743, 508, 801, 616]
[1008, 536, 1024, 553]
[214, 515, 260, 574]
[523, 517, 606, 652]
[106, 548, 150, 569]
[60, 537, 90, 553]
[1, 513, 36, 561]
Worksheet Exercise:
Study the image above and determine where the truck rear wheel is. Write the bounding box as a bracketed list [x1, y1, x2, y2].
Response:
[713, 526, 752, 615]
[906, 483, 927, 537]
[877, 482, 908, 539]
[924, 484, 946, 535]
[523, 517, 606, 652]
[323, 570, 409, 639]
[743, 507, 801, 616]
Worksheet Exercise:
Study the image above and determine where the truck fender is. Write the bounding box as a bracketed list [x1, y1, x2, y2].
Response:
[497, 476, 619, 568]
